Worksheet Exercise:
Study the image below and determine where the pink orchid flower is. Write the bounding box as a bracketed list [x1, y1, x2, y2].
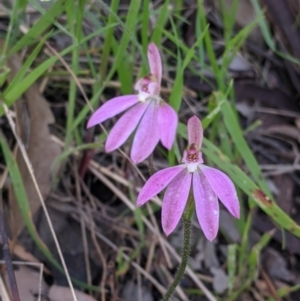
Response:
[87, 43, 178, 163]
[136, 116, 240, 241]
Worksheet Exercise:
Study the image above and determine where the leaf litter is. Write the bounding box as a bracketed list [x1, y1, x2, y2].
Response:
[0, 38, 61, 238]
[1, 0, 300, 301]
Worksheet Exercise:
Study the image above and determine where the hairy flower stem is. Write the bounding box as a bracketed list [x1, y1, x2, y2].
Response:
[162, 201, 194, 301]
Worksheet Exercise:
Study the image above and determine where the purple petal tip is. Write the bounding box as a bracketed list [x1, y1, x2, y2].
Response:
[136, 166, 184, 207]
[205, 232, 218, 242]
[147, 42, 162, 84]
[86, 119, 96, 129]
[86, 95, 139, 129]
[201, 166, 240, 220]
[163, 229, 172, 236]
[187, 115, 203, 149]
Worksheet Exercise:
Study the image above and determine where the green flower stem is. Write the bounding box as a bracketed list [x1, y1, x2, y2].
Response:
[162, 200, 194, 301]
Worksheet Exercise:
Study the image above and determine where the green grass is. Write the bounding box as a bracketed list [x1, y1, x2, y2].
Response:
[1, 0, 300, 300]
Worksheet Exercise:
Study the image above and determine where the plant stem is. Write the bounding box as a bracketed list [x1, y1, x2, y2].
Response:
[162, 204, 194, 301]
[147, 154, 155, 176]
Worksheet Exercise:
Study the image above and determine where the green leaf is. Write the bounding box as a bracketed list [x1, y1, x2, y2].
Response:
[151, 0, 171, 46]
[214, 91, 271, 197]
[11, 0, 67, 54]
[4, 32, 51, 96]
[227, 244, 237, 293]
[1, 24, 117, 116]
[169, 23, 208, 111]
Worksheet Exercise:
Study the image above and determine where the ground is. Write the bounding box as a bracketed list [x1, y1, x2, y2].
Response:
[0, 0, 300, 301]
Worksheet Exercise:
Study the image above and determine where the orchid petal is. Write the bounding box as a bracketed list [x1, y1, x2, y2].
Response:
[105, 102, 149, 152]
[187, 116, 203, 149]
[87, 95, 139, 128]
[148, 82, 161, 96]
[148, 43, 162, 85]
[158, 103, 178, 149]
[136, 165, 185, 206]
[135, 78, 160, 98]
[134, 77, 149, 93]
[131, 103, 160, 163]
[200, 166, 240, 218]
[162, 169, 192, 236]
[193, 169, 219, 241]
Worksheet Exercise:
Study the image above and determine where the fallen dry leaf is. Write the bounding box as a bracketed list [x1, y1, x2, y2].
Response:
[10, 241, 51, 274]
[263, 248, 296, 283]
[211, 267, 228, 294]
[0, 275, 10, 301]
[4, 266, 48, 301]
[121, 281, 153, 301]
[48, 285, 97, 301]
[262, 125, 300, 142]
[0, 39, 61, 237]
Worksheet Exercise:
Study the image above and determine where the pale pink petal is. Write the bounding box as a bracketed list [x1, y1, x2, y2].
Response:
[187, 116, 203, 149]
[136, 165, 185, 206]
[134, 77, 150, 92]
[134, 78, 152, 99]
[148, 82, 160, 96]
[158, 103, 178, 149]
[200, 165, 240, 218]
[148, 43, 162, 85]
[162, 169, 192, 236]
[105, 102, 149, 152]
[193, 169, 219, 241]
[131, 103, 160, 163]
[87, 95, 139, 128]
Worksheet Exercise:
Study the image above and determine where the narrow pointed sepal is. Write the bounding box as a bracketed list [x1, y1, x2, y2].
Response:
[193, 169, 219, 241]
[187, 115, 203, 149]
[147, 42, 162, 85]
[137, 165, 184, 207]
[105, 103, 148, 152]
[162, 169, 192, 236]
[87, 95, 138, 128]
[200, 166, 240, 219]
[131, 103, 160, 163]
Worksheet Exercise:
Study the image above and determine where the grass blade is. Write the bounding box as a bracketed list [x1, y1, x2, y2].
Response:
[214, 91, 271, 197]
[11, 0, 67, 54]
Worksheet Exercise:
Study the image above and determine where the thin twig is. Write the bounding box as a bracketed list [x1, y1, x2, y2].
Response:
[0, 190, 20, 301]
[51, 135, 172, 266]
[79, 178, 108, 299]
[71, 212, 168, 296]
[0, 261, 44, 301]
[73, 165, 92, 289]
[260, 268, 282, 301]
[86, 202, 108, 301]
[44, 42, 92, 111]
[2, 103, 78, 301]
[50, 135, 217, 301]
